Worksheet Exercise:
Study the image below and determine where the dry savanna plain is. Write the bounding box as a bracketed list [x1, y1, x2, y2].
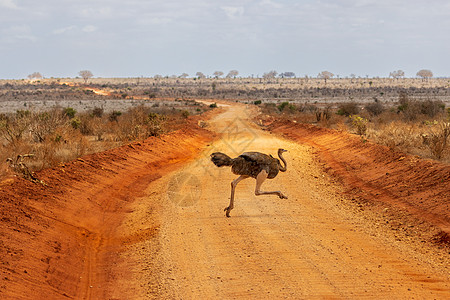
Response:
[0, 77, 449, 299]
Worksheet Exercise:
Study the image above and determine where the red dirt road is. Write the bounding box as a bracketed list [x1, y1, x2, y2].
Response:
[1, 103, 449, 299]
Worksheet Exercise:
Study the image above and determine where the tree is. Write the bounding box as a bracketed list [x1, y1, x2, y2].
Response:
[196, 72, 206, 79]
[79, 70, 93, 84]
[262, 70, 278, 79]
[389, 70, 405, 79]
[317, 71, 334, 83]
[213, 71, 224, 78]
[280, 72, 295, 78]
[416, 69, 433, 80]
[27, 72, 43, 80]
[226, 70, 239, 78]
[179, 73, 189, 78]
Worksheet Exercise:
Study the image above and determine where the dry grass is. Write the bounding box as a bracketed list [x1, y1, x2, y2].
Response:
[259, 96, 450, 163]
[367, 121, 450, 162]
[0, 104, 207, 180]
[367, 121, 423, 153]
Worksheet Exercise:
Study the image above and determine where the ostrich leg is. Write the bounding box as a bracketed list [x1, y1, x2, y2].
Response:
[225, 175, 249, 217]
[255, 170, 288, 199]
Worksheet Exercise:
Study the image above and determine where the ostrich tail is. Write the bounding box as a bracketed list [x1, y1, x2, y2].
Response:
[211, 152, 233, 167]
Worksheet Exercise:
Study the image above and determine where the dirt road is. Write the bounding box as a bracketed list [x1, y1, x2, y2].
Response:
[1, 102, 449, 299]
[117, 104, 449, 299]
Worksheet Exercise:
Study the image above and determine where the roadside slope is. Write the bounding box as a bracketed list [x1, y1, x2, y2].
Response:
[0, 121, 215, 299]
[267, 119, 450, 244]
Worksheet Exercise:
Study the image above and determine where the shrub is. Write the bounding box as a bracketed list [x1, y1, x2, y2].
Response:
[64, 107, 77, 118]
[315, 106, 332, 122]
[209, 103, 218, 108]
[181, 110, 190, 118]
[277, 101, 289, 112]
[109, 111, 122, 122]
[31, 109, 67, 142]
[254, 100, 262, 105]
[420, 99, 445, 118]
[421, 122, 450, 159]
[0, 111, 32, 145]
[70, 118, 81, 129]
[337, 102, 359, 116]
[365, 100, 385, 116]
[113, 106, 166, 140]
[398, 98, 444, 121]
[277, 102, 296, 113]
[91, 107, 104, 118]
[77, 115, 95, 135]
[349, 115, 368, 136]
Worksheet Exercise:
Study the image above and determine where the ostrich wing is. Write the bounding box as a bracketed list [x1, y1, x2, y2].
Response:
[239, 152, 272, 165]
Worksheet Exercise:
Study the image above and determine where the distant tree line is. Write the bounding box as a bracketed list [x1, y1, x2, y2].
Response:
[22, 68, 438, 81]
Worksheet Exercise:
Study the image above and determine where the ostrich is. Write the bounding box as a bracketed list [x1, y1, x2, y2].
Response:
[211, 148, 288, 217]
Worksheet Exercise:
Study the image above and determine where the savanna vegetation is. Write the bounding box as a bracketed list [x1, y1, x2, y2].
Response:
[0, 93, 210, 180]
[258, 93, 450, 162]
[0, 76, 448, 180]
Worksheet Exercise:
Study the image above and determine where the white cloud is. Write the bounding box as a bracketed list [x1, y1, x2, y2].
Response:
[0, 0, 18, 9]
[82, 25, 98, 33]
[221, 6, 244, 19]
[137, 17, 173, 26]
[1, 25, 37, 43]
[259, 0, 283, 9]
[53, 26, 77, 35]
[80, 7, 113, 19]
[52, 25, 97, 35]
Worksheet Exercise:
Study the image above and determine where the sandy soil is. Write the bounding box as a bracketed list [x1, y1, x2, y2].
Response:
[1, 102, 449, 299]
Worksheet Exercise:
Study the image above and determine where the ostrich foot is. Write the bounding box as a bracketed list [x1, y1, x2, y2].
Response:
[279, 193, 288, 199]
[224, 206, 232, 217]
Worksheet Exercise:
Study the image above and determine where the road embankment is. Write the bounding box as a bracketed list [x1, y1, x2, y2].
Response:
[266, 119, 450, 246]
[0, 119, 215, 299]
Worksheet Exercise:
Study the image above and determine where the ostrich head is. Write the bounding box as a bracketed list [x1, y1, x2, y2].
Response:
[277, 149, 287, 172]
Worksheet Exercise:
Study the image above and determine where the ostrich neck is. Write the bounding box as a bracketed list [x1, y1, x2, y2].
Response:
[278, 153, 287, 172]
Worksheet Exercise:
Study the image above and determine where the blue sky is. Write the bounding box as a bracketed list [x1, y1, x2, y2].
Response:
[1, 0, 449, 79]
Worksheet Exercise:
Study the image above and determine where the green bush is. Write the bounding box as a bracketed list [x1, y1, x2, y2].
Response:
[70, 118, 81, 129]
[277, 101, 289, 112]
[349, 115, 368, 136]
[64, 107, 77, 118]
